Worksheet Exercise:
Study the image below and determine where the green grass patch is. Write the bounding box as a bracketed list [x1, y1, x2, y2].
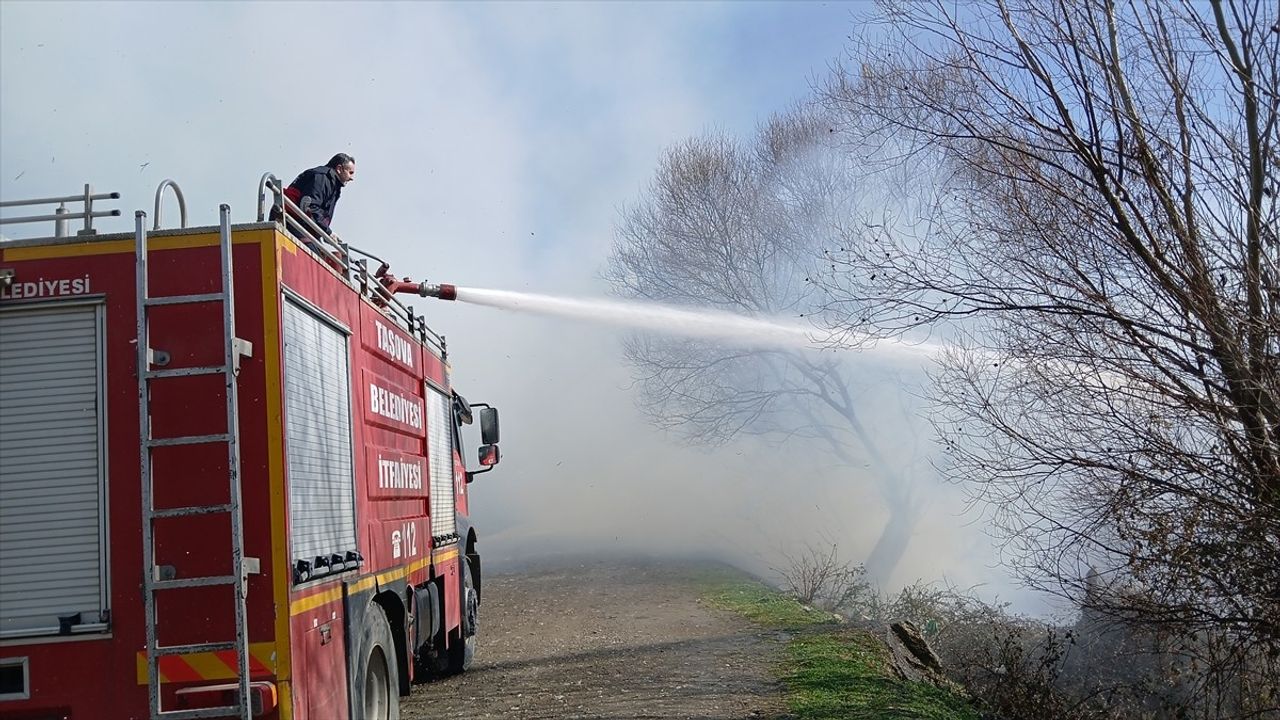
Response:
[701, 578, 838, 628]
[786, 629, 978, 720]
[701, 571, 979, 720]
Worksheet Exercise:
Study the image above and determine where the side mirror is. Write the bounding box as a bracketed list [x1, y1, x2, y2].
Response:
[464, 403, 502, 482]
[480, 407, 500, 445]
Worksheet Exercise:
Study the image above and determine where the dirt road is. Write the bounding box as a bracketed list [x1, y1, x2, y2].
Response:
[402, 558, 790, 720]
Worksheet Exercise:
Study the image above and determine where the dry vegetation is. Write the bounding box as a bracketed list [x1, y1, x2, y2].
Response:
[611, 1, 1279, 716]
[774, 543, 1277, 719]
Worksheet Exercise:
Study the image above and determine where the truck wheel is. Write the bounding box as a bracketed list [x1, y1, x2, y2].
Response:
[444, 558, 478, 674]
[363, 604, 401, 720]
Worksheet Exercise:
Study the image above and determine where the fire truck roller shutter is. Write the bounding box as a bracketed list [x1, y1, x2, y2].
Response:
[282, 298, 357, 572]
[424, 386, 456, 541]
[0, 302, 108, 637]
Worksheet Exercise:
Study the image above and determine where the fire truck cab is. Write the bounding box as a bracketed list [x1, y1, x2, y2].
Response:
[0, 178, 500, 719]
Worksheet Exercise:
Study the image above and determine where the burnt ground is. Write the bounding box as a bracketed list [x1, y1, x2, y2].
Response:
[401, 558, 792, 720]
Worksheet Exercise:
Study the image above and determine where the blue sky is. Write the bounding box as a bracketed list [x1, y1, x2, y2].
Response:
[1, 1, 1025, 605]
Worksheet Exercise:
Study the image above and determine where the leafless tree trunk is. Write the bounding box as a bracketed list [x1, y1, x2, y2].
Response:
[818, 0, 1279, 713]
[607, 112, 925, 582]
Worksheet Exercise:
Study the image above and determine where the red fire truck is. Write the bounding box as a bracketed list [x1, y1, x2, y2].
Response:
[0, 177, 501, 719]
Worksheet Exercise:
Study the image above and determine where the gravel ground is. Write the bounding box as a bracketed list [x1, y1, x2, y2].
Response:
[401, 558, 791, 720]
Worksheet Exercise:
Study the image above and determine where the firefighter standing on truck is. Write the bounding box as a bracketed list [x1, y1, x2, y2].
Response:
[276, 152, 356, 236]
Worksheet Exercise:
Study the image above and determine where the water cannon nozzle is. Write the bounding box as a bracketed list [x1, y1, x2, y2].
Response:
[419, 283, 457, 301]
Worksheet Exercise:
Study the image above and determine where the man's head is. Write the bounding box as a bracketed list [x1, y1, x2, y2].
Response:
[327, 153, 356, 185]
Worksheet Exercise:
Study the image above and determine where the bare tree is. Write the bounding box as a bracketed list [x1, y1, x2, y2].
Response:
[818, 0, 1279, 713]
[606, 110, 926, 582]
[773, 541, 870, 611]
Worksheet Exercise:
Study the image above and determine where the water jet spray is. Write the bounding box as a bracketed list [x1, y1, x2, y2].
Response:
[382, 276, 940, 358]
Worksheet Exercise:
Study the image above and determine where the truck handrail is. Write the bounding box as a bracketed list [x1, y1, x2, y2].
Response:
[256, 172, 278, 223]
[0, 183, 121, 237]
[257, 173, 351, 273]
[355, 257, 447, 356]
[151, 179, 187, 230]
[258, 172, 446, 356]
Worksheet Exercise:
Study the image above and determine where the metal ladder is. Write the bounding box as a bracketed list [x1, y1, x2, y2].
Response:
[136, 205, 253, 720]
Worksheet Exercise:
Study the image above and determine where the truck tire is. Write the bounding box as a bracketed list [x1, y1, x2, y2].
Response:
[362, 604, 401, 720]
[443, 558, 478, 674]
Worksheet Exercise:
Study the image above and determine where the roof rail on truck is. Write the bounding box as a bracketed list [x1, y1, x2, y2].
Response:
[152, 179, 187, 230]
[1, 180, 191, 237]
[0, 183, 121, 237]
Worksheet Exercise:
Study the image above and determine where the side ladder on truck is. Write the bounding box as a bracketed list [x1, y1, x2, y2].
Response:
[135, 206, 255, 719]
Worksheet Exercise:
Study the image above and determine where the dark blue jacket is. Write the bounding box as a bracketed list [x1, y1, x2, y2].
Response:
[285, 166, 343, 233]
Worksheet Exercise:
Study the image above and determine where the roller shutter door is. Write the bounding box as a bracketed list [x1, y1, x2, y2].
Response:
[0, 302, 107, 637]
[282, 299, 357, 570]
[426, 386, 456, 540]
